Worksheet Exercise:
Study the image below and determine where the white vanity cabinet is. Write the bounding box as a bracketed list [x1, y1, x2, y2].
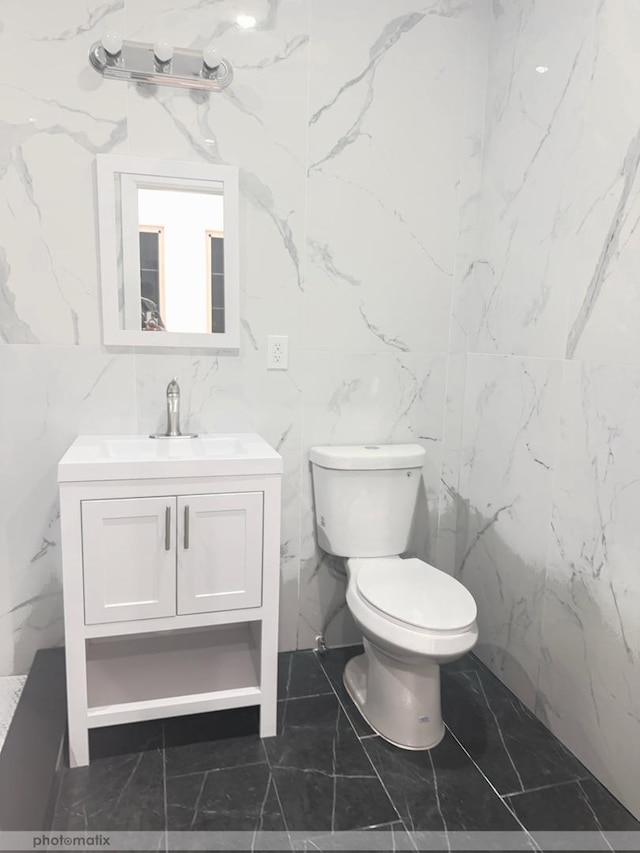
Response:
[58, 434, 282, 768]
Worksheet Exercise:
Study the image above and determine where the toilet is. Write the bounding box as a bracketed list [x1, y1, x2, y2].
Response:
[310, 443, 478, 750]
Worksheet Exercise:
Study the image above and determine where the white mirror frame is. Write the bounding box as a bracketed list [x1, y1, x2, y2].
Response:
[96, 154, 240, 349]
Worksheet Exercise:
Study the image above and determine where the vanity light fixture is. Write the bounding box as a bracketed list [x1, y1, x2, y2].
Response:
[89, 32, 233, 92]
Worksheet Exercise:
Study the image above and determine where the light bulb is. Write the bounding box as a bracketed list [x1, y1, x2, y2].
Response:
[236, 14, 257, 29]
[101, 31, 123, 56]
[202, 44, 221, 70]
[154, 39, 174, 63]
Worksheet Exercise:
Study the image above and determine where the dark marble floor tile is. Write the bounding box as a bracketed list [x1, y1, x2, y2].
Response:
[442, 668, 588, 796]
[507, 778, 640, 832]
[269, 695, 374, 777]
[265, 694, 397, 833]
[278, 650, 333, 700]
[53, 748, 165, 831]
[363, 731, 520, 832]
[578, 778, 640, 830]
[88, 719, 163, 761]
[164, 706, 263, 777]
[166, 762, 286, 832]
[317, 645, 375, 738]
[272, 768, 399, 835]
[505, 780, 600, 831]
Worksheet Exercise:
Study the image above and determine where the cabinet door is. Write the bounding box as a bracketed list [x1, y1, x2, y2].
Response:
[177, 492, 263, 615]
[82, 497, 177, 624]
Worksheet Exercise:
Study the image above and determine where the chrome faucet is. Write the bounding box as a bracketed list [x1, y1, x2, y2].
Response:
[150, 378, 197, 439]
[166, 378, 181, 436]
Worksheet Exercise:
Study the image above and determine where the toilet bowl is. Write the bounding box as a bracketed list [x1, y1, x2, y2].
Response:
[310, 444, 478, 750]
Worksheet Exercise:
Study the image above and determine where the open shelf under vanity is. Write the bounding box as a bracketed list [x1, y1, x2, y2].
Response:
[86, 622, 262, 727]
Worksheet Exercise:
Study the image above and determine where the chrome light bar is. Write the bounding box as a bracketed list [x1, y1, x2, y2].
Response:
[88, 38, 233, 92]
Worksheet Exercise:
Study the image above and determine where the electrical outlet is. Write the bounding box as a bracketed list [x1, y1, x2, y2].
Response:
[267, 335, 289, 370]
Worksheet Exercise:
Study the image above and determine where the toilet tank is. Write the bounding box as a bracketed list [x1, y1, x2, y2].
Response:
[309, 444, 426, 558]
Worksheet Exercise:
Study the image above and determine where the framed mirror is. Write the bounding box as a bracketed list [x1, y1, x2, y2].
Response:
[96, 155, 240, 348]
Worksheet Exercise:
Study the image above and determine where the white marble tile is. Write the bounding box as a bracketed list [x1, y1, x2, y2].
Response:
[537, 361, 640, 819]
[0, 1, 126, 346]
[448, 0, 491, 355]
[303, 0, 472, 354]
[0, 346, 137, 675]
[434, 353, 468, 575]
[295, 350, 447, 648]
[456, 353, 563, 708]
[455, 0, 598, 358]
[562, 2, 640, 364]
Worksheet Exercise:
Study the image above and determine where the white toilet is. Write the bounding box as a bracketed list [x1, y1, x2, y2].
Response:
[310, 443, 478, 750]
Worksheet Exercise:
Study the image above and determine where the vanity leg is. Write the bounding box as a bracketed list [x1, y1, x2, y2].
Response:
[258, 616, 278, 739]
[260, 697, 277, 739]
[67, 718, 90, 768]
[64, 636, 90, 767]
[60, 489, 90, 768]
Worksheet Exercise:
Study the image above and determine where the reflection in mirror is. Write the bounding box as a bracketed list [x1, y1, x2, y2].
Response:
[125, 187, 225, 334]
[97, 156, 239, 349]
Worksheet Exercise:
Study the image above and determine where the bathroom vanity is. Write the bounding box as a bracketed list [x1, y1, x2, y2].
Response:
[58, 434, 282, 767]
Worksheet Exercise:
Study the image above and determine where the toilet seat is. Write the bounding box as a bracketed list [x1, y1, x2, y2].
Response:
[346, 557, 478, 659]
[355, 557, 477, 632]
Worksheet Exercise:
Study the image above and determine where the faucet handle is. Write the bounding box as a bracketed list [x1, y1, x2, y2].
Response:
[167, 377, 180, 396]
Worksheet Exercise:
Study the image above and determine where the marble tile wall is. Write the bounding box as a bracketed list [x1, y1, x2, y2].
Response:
[0, 1, 489, 673]
[450, 0, 640, 820]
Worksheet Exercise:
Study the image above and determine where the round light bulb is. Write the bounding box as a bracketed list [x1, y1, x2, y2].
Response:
[101, 31, 123, 56]
[202, 44, 221, 70]
[236, 14, 257, 29]
[153, 39, 174, 63]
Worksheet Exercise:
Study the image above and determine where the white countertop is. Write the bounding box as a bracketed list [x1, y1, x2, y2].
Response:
[58, 433, 283, 482]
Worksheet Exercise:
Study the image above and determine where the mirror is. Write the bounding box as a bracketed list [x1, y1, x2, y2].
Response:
[96, 155, 239, 348]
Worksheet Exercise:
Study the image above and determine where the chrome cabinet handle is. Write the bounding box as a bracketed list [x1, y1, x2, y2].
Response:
[184, 505, 190, 550]
[165, 506, 171, 550]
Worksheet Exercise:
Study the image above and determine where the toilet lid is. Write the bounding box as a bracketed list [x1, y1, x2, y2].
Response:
[355, 558, 477, 631]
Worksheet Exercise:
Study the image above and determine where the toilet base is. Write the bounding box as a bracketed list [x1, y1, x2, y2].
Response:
[343, 642, 445, 750]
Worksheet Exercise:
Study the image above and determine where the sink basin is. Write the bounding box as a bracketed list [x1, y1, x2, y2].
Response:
[58, 433, 282, 482]
[103, 436, 250, 460]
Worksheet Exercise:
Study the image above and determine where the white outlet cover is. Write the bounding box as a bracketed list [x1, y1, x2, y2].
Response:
[267, 335, 289, 370]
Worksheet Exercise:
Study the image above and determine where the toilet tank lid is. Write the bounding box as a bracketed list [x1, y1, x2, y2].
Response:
[310, 444, 426, 471]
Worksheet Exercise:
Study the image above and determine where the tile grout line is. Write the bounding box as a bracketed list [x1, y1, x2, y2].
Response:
[502, 775, 593, 800]
[315, 651, 416, 848]
[166, 759, 270, 782]
[277, 691, 335, 703]
[259, 738, 294, 849]
[444, 723, 541, 851]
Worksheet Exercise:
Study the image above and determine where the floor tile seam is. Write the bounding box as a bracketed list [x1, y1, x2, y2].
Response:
[472, 669, 527, 794]
[501, 775, 594, 800]
[260, 737, 294, 843]
[270, 764, 379, 780]
[443, 723, 536, 843]
[316, 656, 405, 828]
[575, 780, 617, 853]
[165, 759, 269, 781]
[277, 691, 336, 702]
